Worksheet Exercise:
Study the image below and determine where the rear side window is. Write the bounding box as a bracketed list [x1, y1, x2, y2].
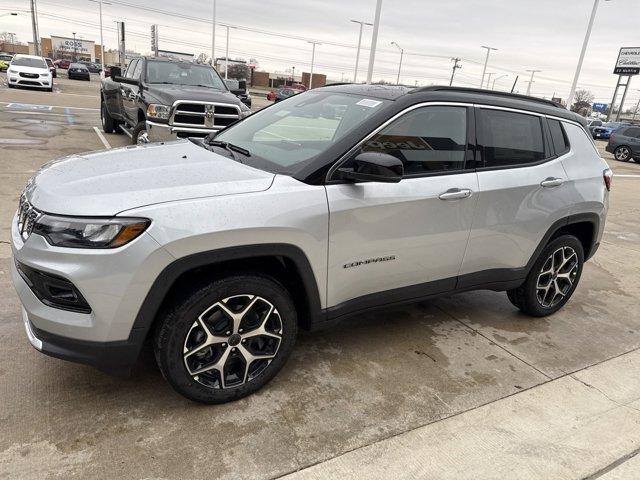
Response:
[479, 109, 545, 168]
[622, 127, 640, 138]
[358, 106, 468, 175]
[548, 119, 570, 155]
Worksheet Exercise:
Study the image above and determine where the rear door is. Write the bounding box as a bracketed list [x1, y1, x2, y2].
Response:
[459, 106, 572, 287]
[325, 104, 478, 311]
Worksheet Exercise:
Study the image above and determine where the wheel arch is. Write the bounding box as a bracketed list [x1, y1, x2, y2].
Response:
[129, 244, 324, 350]
[527, 213, 600, 274]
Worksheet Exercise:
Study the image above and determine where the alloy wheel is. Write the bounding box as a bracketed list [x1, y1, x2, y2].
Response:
[615, 146, 630, 161]
[536, 246, 579, 308]
[137, 131, 149, 144]
[183, 295, 283, 389]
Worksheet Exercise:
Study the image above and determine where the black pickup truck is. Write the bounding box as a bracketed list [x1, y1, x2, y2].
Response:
[100, 56, 252, 144]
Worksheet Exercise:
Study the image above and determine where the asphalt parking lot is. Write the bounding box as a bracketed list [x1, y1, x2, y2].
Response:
[1, 74, 640, 479]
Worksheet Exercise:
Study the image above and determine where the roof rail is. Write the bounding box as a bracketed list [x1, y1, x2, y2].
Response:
[409, 86, 564, 109]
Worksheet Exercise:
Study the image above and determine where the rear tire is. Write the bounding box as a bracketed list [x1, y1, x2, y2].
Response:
[507, 235, 584, 317]
[614, 146, 631, 162]
[154, 274, 298, 404]
[101, 101, 117, 134]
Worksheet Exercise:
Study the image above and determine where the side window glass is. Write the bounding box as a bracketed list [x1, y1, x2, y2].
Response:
[623, 127, 640, 138]
[125, 59, 138, 78]
[479, 109, 545, 167]
[356, 106, 467, 176]
[132, 60, 143, 80]
[548, 119, 570, 155]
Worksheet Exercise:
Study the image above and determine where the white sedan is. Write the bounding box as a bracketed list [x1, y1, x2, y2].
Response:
[7, 54, 53, 92]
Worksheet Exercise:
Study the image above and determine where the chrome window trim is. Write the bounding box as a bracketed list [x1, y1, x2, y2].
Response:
[325, 101, 474, 183]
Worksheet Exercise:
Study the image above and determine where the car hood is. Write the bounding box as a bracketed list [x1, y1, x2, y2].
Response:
[26, 140, 275, 216]
[146, 84, 242, 107]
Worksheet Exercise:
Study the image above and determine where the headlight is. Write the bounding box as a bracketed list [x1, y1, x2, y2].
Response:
[33, 215, 150, 249]
[147, 104, 171, 120]
[7, 68, 15, 74]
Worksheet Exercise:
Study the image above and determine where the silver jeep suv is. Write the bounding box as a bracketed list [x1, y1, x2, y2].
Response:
[11, 86, 611, 403]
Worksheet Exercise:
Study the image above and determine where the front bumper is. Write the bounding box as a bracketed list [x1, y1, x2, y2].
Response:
[10, 211, 175, 372]
[146, 120, 221, 142]
[21, 308, 144, 374]
[8, 74, 52, 88]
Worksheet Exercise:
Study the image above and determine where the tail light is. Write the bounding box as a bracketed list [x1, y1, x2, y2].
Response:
[610, 133, 616, 142]
[603, 168, 613, 191]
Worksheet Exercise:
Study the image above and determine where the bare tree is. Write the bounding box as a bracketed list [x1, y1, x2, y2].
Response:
[571, 89, 595, 114]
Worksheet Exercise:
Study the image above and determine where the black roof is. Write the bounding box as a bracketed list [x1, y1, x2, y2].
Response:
[316, 84, 583, 124]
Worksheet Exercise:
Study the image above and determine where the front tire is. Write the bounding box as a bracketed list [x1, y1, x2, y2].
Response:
[507, 235, 584, 317]
[132, 120, 148, 144]
[154, 275, 298, 404]
[614, 146, 631, 162]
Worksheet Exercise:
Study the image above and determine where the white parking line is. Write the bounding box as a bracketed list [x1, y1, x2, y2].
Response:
[0, 101, 98, 111]
[93, 126, 111, 149]
[615, 174, 640, 178]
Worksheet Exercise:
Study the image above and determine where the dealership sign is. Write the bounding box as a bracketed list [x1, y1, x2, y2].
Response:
[614, 47, 640, 75]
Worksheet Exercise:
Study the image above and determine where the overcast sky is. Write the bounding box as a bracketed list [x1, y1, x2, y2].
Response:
[2, 0, 640, 106]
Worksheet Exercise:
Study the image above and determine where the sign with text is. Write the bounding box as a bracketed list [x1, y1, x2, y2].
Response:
[50, 36, 95, 61]
[614, 47, 640, 75]
[592, 103, 608, 113]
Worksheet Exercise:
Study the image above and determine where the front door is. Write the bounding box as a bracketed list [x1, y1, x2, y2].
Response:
[325, 104, 478, 312]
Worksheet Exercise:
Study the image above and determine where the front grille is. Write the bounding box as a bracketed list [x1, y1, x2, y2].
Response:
[18, 80, 41, 86]
[19, 72, 39, 78]
[17, 194, 41, 241]
[170, 102, 241, 130]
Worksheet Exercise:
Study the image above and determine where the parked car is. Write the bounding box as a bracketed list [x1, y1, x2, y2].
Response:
[605, 125, 640, 163]
[44, 58, 56, 78]
[225, 78, 252, 108]
[11, 85, 611, 403]
[54, 59, 71, 69]
[591, 121, 630, 140]
[268, 87, 300, 102]
[0, 52, 13, 71]
[67, 63, 90, 81]
[79, 61, 102, 73]
[6, 54, 53, 91]
[587, 119, 602, 136]
[100, 56, 251, 144]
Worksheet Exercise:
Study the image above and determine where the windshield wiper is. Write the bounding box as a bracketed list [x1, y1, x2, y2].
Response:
[205, 139, 251, 162]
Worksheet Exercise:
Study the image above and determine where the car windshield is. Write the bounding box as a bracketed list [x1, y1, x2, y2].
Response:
[70, 63, 86, 70]
[212, 91, 390, 174]
[11, 57, 46, 68]
[146, 61, 226, 89]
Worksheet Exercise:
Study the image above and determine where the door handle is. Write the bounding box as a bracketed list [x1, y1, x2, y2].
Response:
[438, 188, 473, 200]
[540, 177, 564, 188]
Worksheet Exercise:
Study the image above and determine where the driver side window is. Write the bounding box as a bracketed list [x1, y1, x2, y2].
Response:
[350, 106, 468, 176]
[124, 59, 138, 78]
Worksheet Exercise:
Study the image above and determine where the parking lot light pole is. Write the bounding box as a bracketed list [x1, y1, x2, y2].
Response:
[351, 19, 372, 83]
[223, 25, 236, 80]
[366, 0, 383, 85]
[211, 0, 216, 67]
[89, 0, 111, 78]
[307, 41, 321, 89]
[480, 46, 497, 88]
[391, 41, 403, 85]
[72, 32, 77, 62]
[525, 69, 541, 95]
[567, 0, 611, 108]
[492, 74, 507, 90]
[485, 72, 495, 90]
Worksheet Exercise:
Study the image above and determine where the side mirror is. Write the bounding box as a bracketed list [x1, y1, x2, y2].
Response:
[336, 152, 403, 183]
[110, 66, 122, 79]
